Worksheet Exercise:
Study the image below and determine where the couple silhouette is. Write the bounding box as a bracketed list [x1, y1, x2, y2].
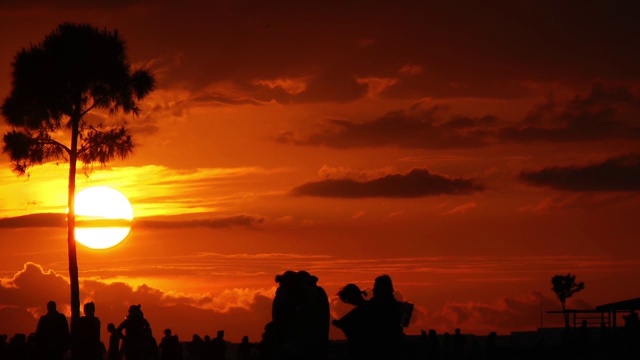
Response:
[332, 275, 407, 360]
[260, 270, 330, 360]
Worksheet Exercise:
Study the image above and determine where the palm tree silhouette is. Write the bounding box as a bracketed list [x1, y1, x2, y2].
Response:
[551, 273, 585, 328]
[1, 22, 155, 337]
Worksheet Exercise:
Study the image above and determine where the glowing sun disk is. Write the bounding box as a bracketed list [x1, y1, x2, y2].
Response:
[73, 186, 134, 249]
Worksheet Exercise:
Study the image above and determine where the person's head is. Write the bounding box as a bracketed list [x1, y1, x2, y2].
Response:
[242, 335, 249, 343]
[107, 323, 116, 333]
[297, 270, 318, 286]
[164, 328, 172, 336]
[128, 304, 142, 318]
[337, 283, 366, 305]
[84, 302, 95, 316]
[46, 301, 56, 313]
[216, 330, 224, 339]
[373, 274, 394, 297]
[275, 270, 298, 289]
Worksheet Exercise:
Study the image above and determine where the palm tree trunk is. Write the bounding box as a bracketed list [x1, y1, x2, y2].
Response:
[561, 301, 569, 328]
[67, 116, 81, 334]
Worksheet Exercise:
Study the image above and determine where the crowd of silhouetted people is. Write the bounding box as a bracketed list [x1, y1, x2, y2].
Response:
[0, 271, 413, 360]
[1, 271, 639, 360]
[0, 300, 230, 360]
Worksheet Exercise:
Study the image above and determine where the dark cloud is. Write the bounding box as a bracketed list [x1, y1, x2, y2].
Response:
[0, 213, 265, 229]
[2, 1, 640, 104]
[500, 83, 640, 143]
[135, 214, 265, 229]
[519, 154, 640, 192]
[0, 213, 65, 228]
[191, 93, 263, 106]
[0, 0, 151, 9]
[153, 1, 639, 102]
[291, 168, 483, 198]
[277, 106, 498, 149]
[278, 83, 640, 149]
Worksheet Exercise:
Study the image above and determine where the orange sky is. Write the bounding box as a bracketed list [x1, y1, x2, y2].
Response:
[1, 0, 640, 345]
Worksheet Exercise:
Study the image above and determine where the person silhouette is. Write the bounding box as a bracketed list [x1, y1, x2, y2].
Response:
[332, 283, 372, 360]
[75, 302, 102, 360]
[0, 334, 7, 359]
[8, 333, 28, 360]
[187, 334, 203, 360]
[237, 335, 253, 360]
[426, 329, 441, 360]
[107, 323, 122, 360]
[259, 321, 279, 360]
[442, 331, 452, 360]
[144, 328, 160, 360]
[368, 275, 404, 359]
[452, 328, 465, 360]
[264, 270, 330, 360]
[211, 330, 226, 360]
[35, 300, 70, 360]
[297, 270, 330, 360]
[117, 304, 151, 360]
[159, 328, 181, 360]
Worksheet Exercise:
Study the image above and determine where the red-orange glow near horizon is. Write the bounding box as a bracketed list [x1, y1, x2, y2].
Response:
[74, 186, 134, 250]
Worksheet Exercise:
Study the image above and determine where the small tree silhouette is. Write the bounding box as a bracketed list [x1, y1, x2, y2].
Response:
[1, 22, 155, 345]
[551, 273, 585, 328]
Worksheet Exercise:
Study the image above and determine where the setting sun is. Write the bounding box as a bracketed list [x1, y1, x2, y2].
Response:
[74, 186, 134, 249]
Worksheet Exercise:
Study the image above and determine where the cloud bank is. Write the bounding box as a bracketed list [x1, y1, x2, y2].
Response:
[277, 83, 640, 150]
[0, 213, 265, 229]
[291, 168, 483, 198]
[520, 154, 640, 192]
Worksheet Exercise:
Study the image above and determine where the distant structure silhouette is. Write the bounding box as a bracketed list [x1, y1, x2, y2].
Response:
[74, 302, 102, 360]
[624, 310, 640, 358]
[116, 304, 151, 360]
[262, 270, 330, 360]
[577, 320, 591, 359]
[332, 283, 372, 360]
[35, 300, 70, 360]
[484, 331, 498, 360]
[369, 275, 404, 359]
